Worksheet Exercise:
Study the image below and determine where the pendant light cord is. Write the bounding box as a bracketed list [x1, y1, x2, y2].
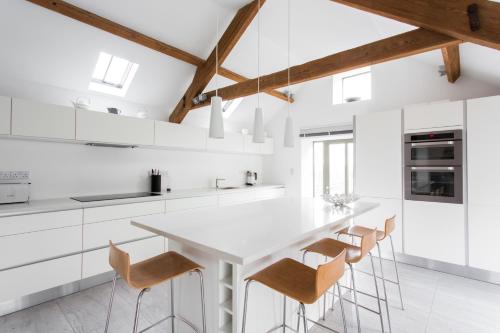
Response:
[216, 12, 219, 97]
[287, 0, 291, 112]
[257, 0, 261, 107]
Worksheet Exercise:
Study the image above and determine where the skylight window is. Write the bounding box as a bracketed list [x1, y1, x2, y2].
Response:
[222, 97, 244, 119]
[89, 52, 138, 97]
[332, 66, 371, 105]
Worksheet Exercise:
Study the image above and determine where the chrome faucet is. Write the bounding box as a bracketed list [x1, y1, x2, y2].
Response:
[216, 178, 226, 189]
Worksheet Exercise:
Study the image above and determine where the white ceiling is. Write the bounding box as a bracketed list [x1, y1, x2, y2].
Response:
[0, 0, 499, 128]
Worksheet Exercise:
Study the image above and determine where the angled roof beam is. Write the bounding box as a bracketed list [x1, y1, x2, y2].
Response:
[169, 0, 266, 123]
[441, 45, 461, 83]
[25, 0, 289, 108]
[330, 0, 500, 50]
[192, 28, 461, 109]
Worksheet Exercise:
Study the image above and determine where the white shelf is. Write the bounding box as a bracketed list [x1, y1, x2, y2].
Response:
[220, 299, 233, 315]
[219, 275, 233, 289]
[219, 322, 232, 333]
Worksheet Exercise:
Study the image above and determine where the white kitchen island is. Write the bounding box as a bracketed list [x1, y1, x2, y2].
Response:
[132, 197, 378, 333]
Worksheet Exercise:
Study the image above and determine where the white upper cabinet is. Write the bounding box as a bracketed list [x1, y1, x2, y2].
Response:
[262, 138, 274, 155]
[154, 121, 207, 150]
[404, 100, 464, 132]
[11, 98, 75, 140]
[0, 96, 11, 135]
[207, 131, 245, 153]
[243, 134, 262, 154]
[76, 109, 154, 145]
[467, 95, 500, 205]
[355, 109, 402, 199]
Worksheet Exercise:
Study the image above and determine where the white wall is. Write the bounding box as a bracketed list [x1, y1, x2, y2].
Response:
[0, 139, 263, 200]
[263, 56, 500, 196]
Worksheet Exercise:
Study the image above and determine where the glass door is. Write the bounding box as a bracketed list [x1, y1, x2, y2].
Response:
[313, 139, 353, 197]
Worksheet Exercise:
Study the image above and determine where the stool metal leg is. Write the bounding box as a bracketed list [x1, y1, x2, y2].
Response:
[104, 273, 118, 333]
[195, 269, 207, 333]
[322, 255, 328, 321]
[170, 280, 175, 333]
[369, 253, 385, 333]
[300, 303, 308, 333]
[241, 280, 252, 333]
[348, 263, 361, 333]
[377, 243, 392, 333]
[389, 235, 404, 310]
[282, 295, 287, 333]
[337, 282, 347, 333]
[133, 288, 149, 333]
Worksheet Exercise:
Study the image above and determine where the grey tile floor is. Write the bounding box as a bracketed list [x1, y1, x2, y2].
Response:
[1, 260, 500, 333]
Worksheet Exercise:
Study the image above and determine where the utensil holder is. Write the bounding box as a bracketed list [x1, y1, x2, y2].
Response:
[151, 175, 161, 193]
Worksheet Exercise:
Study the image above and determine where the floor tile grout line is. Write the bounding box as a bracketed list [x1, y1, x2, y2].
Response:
[54, 300, 79, 333]
[423, 277, 439, 333]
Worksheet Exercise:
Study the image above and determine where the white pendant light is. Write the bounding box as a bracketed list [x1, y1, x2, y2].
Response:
[252, 0, 265, 143]
[209, 12, 224, 139]
[284, 0, 294, 148]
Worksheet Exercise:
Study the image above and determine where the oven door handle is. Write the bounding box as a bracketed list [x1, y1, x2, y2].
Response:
[410, 141, 455, 147]
[410, 166, 456, 171]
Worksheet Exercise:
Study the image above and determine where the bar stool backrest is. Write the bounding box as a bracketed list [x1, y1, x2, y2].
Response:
[315, 249, 346, 297]
[360, 230, 377, 257]
[109, 241, 131, 283]
[384, 215, 396, 237]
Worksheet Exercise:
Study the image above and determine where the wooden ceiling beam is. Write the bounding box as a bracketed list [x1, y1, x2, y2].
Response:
[25, 0, 288, 110]
[192, 28, 461, 109]
[441, 45, 461, 83]
[169, 0, 265, 123]
[330, 0, 500, 50]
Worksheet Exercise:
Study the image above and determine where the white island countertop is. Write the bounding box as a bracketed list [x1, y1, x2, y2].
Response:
[132, 197, 379, 265]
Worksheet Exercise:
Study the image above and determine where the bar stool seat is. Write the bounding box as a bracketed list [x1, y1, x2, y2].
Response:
[128, 251, 202, 289]
[302, 238, 363, 263]
[338, 225, 386, 241]
[248, 258, 323, 304]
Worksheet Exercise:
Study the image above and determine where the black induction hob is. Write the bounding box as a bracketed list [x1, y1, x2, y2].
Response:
[71, 192, 162, 202]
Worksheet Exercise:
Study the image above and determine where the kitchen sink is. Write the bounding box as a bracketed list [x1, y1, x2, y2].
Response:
[217, 186, 241, 190]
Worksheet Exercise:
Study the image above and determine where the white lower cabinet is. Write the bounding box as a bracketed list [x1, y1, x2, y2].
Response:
[0, 225, 82, 270]
[166, 196, 218, 212]
[82, 237, 164, 278]
[254, 188, 285, 201]
[218, 191, 256, 206]
[0, 209, 82, 237]
[0, 96, 11, 135]
[83, 217, 158, 250]
[468, 204, 500, 272]
[353, 197, 403, 256]
[404, 200, 465, 265]
[0, 254, 81, 303]
[83, 201, 165, 224]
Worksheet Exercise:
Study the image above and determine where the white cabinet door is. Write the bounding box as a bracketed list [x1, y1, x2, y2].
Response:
[154, 121, 207, 150]
[254, 188, 285, 201]
[0, 210, 82, 237]
[83, 218, 158, 250]
[218, 191, 256, 206]
[11, 98, 75, 140]
[404, 100, 463, 131]
[0, 225, 82, 269]
[0, 254, 81, 303]
[468, 203, 500, 272]
[355, 109, 402, 199]
[76, 109, 155, 145]
[243, 134, 262, 154]
[467, 95, 500, 205]
[403, 200, 465, 265]
[165, 196, 218, 212]
[207, 132, 244, 153]
[0, 96, 11, 135]
[82, 237, 164, 278]
[83, 201, 165, 224]
[262, 138, 274, 155]
[352, 197, 403, 256]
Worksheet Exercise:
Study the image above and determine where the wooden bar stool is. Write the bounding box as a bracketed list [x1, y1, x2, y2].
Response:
[103, 241, 206, 333]
[241, 250, 347, 333]
[302, 230, 387, 333]
[337, 215, 404, 310]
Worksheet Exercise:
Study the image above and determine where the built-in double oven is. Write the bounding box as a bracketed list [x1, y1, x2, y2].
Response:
[404, 130, 463, 204]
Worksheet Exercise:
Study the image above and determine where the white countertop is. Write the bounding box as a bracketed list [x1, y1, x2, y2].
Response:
[132, 198, 379, 265]
[0, 184, 284, 218]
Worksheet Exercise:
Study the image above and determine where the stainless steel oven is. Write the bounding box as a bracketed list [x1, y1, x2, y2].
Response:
[405, 166, 463, 203]
[404, 130, 462, 166]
